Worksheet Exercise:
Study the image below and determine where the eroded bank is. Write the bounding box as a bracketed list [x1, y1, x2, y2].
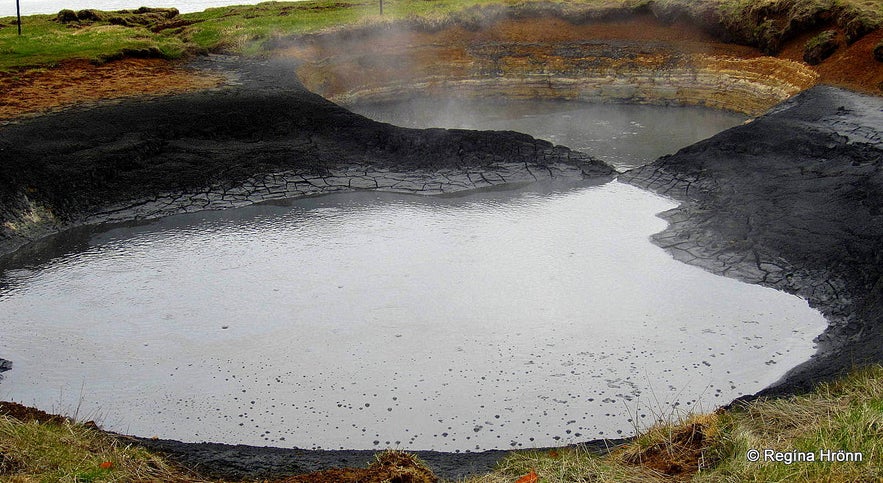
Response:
[286, 15, 818, 116]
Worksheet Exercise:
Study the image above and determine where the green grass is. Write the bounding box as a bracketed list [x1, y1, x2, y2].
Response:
[701, 366, 883, 481]
[0, 12, 188, 70]
[174, 0, 641, 55]
[0, 415, 199, 482]
[0, 0, 880, 72]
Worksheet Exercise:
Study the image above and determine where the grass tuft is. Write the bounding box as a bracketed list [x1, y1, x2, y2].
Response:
[0, 413, 200, 482]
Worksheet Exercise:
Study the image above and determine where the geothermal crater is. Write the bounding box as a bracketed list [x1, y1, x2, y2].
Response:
[0, 105, 826, 452]
[1, 8, 881, 480]
[285, 15, 818, 115]
[0, 14, 833, 451]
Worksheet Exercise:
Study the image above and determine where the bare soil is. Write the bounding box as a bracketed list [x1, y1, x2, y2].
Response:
[2, 16, 878, 124]
[0, 58, 224, 122]
[275, 452, 437, 483]
[0, 401, 68, 425]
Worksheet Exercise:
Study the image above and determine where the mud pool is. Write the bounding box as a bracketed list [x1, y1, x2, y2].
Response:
[0, 102, 826, 451]
[348, 98, 748, 170]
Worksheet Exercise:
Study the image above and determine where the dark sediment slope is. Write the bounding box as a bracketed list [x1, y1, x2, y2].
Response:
[0, 60, 613, 257]
[126, 436, 625, 481]
[620, 85, 883, 396]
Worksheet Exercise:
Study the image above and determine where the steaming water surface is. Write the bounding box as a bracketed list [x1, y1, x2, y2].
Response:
[348, 98, 748, 170]
[0, 102, 825, 451]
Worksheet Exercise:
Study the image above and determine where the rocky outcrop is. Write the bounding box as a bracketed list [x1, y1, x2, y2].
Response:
[620, 86, 883, 395]
[287, 16, 818, 115]
[0, 59, 613, 257]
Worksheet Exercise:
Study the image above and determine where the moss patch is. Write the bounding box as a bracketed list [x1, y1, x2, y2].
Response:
[804, 29, 839, 64]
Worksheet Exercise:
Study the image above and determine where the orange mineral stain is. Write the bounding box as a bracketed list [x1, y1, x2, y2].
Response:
[515, 469, 538, 483]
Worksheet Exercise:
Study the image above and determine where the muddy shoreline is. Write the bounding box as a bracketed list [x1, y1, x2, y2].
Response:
[0, 55, 881, 479]
[620, 85, 883, 398]
[0, 57, 613, 258]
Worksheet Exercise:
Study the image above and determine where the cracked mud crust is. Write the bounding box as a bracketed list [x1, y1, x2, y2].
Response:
[0, 58, 614, 257]
[620, 85, 883, 397]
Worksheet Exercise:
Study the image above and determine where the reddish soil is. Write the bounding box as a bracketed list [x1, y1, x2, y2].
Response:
[0, 401, 69, 424]
[275, 451, 437, 483]
[0, 58, 224, 121]
[778, 26, 883, 95]
[483, 15, 755, 53]
[0, 16, 879, 123]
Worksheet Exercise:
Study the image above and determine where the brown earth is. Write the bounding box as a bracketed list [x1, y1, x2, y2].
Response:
[0, 15, 880, 123]
[0, 401, 69, 425]
[622, 422, 709, 480]
[275, 451, 437, 483]
[778, 25, 883, 95]
[0, 58, 225, 122]
[278, 15, 883, 113]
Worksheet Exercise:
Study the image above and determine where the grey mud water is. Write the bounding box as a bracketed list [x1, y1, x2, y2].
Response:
[0, 178, 826, 451]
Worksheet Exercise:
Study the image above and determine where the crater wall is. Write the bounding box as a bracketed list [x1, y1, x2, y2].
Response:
[286, 16, 819, 115]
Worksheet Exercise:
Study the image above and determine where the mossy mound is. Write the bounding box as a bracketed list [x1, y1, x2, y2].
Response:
[55, 6, 179, 28]
[804, 29, 840, 64]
